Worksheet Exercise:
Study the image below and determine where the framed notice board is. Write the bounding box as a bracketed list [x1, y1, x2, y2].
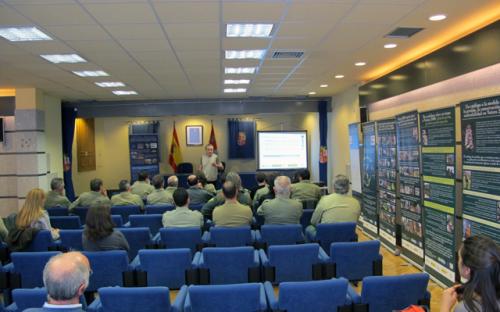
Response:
[129, 121, 160, 182]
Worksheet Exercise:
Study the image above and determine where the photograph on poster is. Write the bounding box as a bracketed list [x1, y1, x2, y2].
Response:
[424, 183, 431, 199]
[446, 154, 454, 165]
[463, 170, 472, 190]
[446, 215, 454, 233]
[403, 217, 423, 238]
[446, 166, 455, 178]
[464, 123, 475, 151]
[422, 129, 429, 146]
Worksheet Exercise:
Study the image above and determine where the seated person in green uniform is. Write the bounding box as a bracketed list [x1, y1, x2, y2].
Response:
[250, 172, 267, 200]
[162, 188, 203, 228]
[69, 178, 111, 210]
[290, 169, 322, 202]
[146, 175, 175, 206]
[213, 181, 253, 227]
[306, 175, 360, 239]
[165, 175, 178, 198]
[257, 176, 303, 225]
[201, 171, 251, 219]
[45, 177, 71, 209]
[186, 175, 214, 205]
[196, 171, 216, 195]
[111, 179, 144, 210]
[253, 172, 277, 212]
[130, 171, 154, 199]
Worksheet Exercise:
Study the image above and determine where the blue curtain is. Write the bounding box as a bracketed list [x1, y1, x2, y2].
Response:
[318, 101, 328, 184]
[228, 119, 255, 159]
[61, 106, 77, 201]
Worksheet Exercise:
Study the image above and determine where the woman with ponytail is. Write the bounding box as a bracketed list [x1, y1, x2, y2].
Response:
[441, 235, 500, 312]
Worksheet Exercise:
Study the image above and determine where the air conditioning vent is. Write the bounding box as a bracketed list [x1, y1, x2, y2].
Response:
[272, 51, 304, 59]
[385, 27, 424, 38]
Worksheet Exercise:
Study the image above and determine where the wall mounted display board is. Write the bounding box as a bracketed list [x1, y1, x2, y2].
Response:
[361, 122, 378, 238]
[129, 121, 160, 183]
[376, 119, 397, 252]
[420, 107, 456, 286]
[349, 123, 362, 196]
[396, 111, 424, 268]
[461, 95, 500, 243]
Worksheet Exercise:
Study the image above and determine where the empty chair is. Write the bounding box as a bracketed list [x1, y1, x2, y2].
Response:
[49, 216, 82, 229]
[72, 207, 89, 224]
[259, 224, 305, 248]
[300, 209, 314, 229]
[325, 240, 383, 282]
[184, 283, 267, 312]
[264, 278, 352, 312]
[83, 250, 134, 293]
[259, 243, 328, 283]
[193, 246, 260, 285]
[87, 286, 187, 312]
[308, 222, 357, 254]
[25, 230, 54, 252]
[46, 207, 69, 217]
[203, 226, 256, 247]
[159, 227, 204, 252]
[176, 162, 193, 174]
[59, 229, 84, 251]
[111, 205, 141, 223]
[145, 204, 175, 215]
[129, 214, 162, 235]
[302, 199, 318, 210]
[5, 288, 87, 312]
[117, 227, 153, 260]
[111, 215, 123, 227]
[348, 273, 431, 312]
[132, 249, 197, 289]
[7, 251, 60, 288]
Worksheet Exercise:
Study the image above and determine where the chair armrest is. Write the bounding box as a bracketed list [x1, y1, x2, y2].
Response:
[192, 252, 202, 267]
[129, 255, 141, 269]
[183, 292, 192, 312]
[201, 231, 210, 243]
[318, 247, 329, 263]
[258, 249, 269, 265]
[253, 250, 260, 266]
[264, 281, 278, 310]
[152, 232, 160, 243]
[3, 263, 13, 272]
[172, 285, 188, 312]
[86, 297, 102, 312]
[123, 222, 130, 227]
[253, 230, 262, 242]
[259, 283, 267, 311]
[347, 284, 362, 304]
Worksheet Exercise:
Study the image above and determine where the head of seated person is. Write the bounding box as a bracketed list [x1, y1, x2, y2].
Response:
[118, 179, 131, 193]
[90, 178, 104, 193]
[187, 175, 199, 188]
[333, 175, 350, 195]
[274, 176, 292, 199]
[167, 175, 178, 188]
[255, 172, 267, 186]
[152, 175, 164, 190]
[84, 204, 115, 242]
[196, 171, 209, 187]
[224, 172, 242, 191]
[137, 171, 150, 183]
[16, 188, 46, 230]
[222, 181, 238, 201]
[50, 177, 65, 195]
[296, 169, 310, 182]
[173, 188, 190, 208]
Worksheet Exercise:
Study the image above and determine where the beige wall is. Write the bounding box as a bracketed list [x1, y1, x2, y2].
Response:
[72, 112, 320, 195]
[42, 94, 63, 180]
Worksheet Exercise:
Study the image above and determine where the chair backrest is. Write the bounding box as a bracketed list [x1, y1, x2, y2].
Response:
[302, 200, 318, 210]
[278, 278, 349, 312]
[117, 227, 152, 260]
[268, 243, 320, 282]
[49, 216, 82, 229]
[202, 247, 257, 284]
[300, 209, 314, 229]
[185, 283, 265, 312]
[10, 288, 46, 311]
[111, 205, 141, 223]
[129, 214, 162, 235]
[138, 249, 192, 289]
[260, 224, 304, 246]
[98, 286, 171, 312]
[11, 251, 60, 288]
[361, 273, 430, 311]
[145, 204, 175, 215]
[160, 227, 202, 252]
[189, 203, 203, 211]
[72, 207, 89, 224]
[316, 222, 357, 253]
[83, 250, 130, 291]
[25, 230, 53, 252]
[111, 215, 123, 227]
[59, 229, 84, 251]
[330, 240, 381, 281]
[46, 207, 69, 217]
[209, 226, 252, 247]
[176, 162, 193, 174]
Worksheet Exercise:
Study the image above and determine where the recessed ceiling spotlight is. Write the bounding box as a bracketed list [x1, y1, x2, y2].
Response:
[0, 26, 52, 42]
[95, 82, 125, 88]
[354, 62, 366, 66]
[41, 54, 86, 64]
[112, 90, 138, 95]
[226, 24, 273, 37]
[72, 70, 109, 77]
[224, 88, 247, 93]
[370, 84, 386, 89]
[384, 43, 397, 49]
[225, 67, 257, 74]
[320, 84, 328, 88]
[308, 91, 316, 95]
[389, 75, 407, 81]
[225, 50, 266, 59]
[224, 79, 250, 85]
[334, 75, 344, 79]
[429, 14, 447, 21]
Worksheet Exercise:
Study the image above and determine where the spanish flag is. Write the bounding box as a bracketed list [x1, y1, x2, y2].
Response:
[209, 120, 218, 151]
[168, 122, 182, 171]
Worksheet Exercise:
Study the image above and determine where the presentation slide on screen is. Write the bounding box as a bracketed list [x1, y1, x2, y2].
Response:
[258, 131, 308, 170]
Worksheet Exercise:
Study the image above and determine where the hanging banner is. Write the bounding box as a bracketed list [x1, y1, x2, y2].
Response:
[420, 107, 456, 286]
[349, 123, 362, 196]
[361, 122, 378, 238]
[461, 95, 500, 244]
[376, 119, 397, 251]
[396, 111, 424, 267]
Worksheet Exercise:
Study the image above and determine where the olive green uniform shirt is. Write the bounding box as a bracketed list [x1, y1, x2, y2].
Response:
[69, 191, 111, 210]
[162, 206, 204, 228]
[257, 197, 303, 225]
[201, 189, 251, 218]
[213, 201, 253, 227]
[131, 181, 155, 198]
[147, 189, 175, 205]
[111, 192, 144, 209]
[44, 190, 71, 208]
[165, 186, 177, 198]
[290, 180, 321, 202]
[253, 187, 270, 206]
[310, 193, 361, 225]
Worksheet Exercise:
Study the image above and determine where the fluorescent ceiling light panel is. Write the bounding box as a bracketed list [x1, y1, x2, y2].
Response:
[429, 14, 447, 21]
[320, 84, 328, 88]
[72, 70, 109, 77]
[354, 62, 366, 66]
[308, 91, 316, 95]
[225, 67, 256, 74]
[224, 88, 247, 93]
[0, 26, 52, 42]
[41, 54, 86, 64]
[224, 79, 250, 85]
[384, 43, 397, 49]
[225, 50, 265, 59]
[226, 24, 273, 37]
[112, 90, 138, 95]
[95, 82, 125, 88]
[334, 75, 344, 79]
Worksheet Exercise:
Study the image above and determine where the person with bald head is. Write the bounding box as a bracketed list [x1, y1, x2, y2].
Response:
[146, 175, 175, 206]
[257, 176, 303, 225]
[131, 171, 154, 199]
[186, 175, 213, 205]
[165, 175, 178, 198]
[24, 252, 90, 312]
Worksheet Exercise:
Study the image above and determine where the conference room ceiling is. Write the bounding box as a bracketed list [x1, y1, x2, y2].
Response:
[0, 0, 497, 101]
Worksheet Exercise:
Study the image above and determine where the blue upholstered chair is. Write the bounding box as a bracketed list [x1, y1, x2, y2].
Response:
[131, 249, 198, 289]
[193, 246, 260, 285]
[308, 222, 358, 254]
[72, 207, 89, 224]
[159, 227, 204, 252]
[259, 224, 305, 248]
[300, 209, 314, 229]
[24, 230, 54, 252]
[46, 207, 69, 217]
[202, 226, 257, 247]
[6, 252, 60, 288]
[264, 278, 352, 312]
[184, 283, 267, 312]
[111, 215, 123, 227]
[49, 216, 81, 229]
[59, 229, 84, 251]
[176, 162, 193, 174]
[325, 240, 383, 281]
[145, 204, 175, 215]
[83, 250, 134, 292]
[87, 286, 187, 312]
[111, 205, 141, 223]
[259, 243, 328, 283]
[129, 214, 162, 235]
[117, 227, 153, 260]
[348, 273, 431, 312]
[302, 199, 318, 210]
[5, 288, 87, 312]
[189, 203, 203, 211]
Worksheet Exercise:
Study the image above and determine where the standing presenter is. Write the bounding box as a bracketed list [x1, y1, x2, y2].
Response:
[199, 144, 224, 186]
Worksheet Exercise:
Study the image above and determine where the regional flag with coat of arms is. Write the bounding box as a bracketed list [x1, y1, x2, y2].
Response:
[168, 122, 182, 171]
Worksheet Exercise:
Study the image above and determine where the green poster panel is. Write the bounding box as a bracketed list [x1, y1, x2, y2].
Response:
[361, 122, 378, 238]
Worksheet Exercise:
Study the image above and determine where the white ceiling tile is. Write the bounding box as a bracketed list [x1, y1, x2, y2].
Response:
[0, 3, 31, 25]
[83, 2, 157, 24]
[170, 38, 220, 51]
[43, 25, 111, 41]
[104, 24, 165, 40]
[164, 23, 219, 39]
[119, 39, 172, 52]
[11, 3, 95, 26]
[286, 2, 353, 22]
[343, 3, 418, 25]
[222, 2, 286, 22]
[153, 2, 219, 23]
